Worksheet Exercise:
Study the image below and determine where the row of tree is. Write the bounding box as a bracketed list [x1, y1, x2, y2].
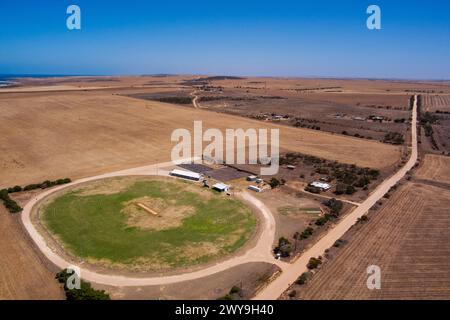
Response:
[0, 178, 71, 214]
[56, 269, 110, 300]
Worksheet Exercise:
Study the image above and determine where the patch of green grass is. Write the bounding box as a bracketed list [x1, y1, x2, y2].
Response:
[42, 178, 256, 269]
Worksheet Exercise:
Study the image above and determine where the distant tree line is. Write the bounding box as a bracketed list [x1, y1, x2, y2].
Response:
[0, 178, 71, 214]
[157, 97, 193, 104]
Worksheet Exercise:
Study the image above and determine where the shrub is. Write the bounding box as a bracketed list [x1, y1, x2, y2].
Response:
[305, 186, 321, 194]
[294, 227, 314, 240]
[307, 257, 322, 270]
[7, 185, 22, 193]
[269, 178, 281, 189]
[274, 237, 293, 257]
[229, 286, 242, 295]
[345, 185, 356, 195]
[0, 189, 23, 213]
[357, 215, 369, 223]
[323, 198, 343, 217]
[334, 183, 347, 195]
[315, 216, 329, 226]
[56, 269, 110, 300]
[295, 272, 311, 285]
[23, 178, 72, 191]
[333, 239, 346, 247]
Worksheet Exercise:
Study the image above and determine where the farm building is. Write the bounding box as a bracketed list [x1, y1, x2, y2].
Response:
[247, 175, 258, 182]
[248, 185, 262, 193]
[212, 183, 230, 192]
[170, 169, 202, 181]
[309, 181, 331, 191]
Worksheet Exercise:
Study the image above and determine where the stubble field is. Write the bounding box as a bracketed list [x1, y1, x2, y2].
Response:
[0, 206, 63, 299]
[286, 149, 450, 300]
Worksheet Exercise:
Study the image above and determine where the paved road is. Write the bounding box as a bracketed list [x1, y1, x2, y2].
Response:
[20, 157, 287, 287]
[253, 95, 418, 300]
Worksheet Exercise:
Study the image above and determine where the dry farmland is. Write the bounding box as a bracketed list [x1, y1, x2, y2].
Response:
[423, 94, 450, 112]
[288, 182, 450, 300]
[416, 154, 450, 185]
[0, 90, 401, 188]
[0, 206, 63, 299]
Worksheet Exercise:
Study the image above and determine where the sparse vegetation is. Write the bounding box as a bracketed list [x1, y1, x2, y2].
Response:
[295, 271, 312, 285]
[274, 237, 293, 257]
[383, 132, 404, 145]
[0, 189, 22, 213]
[307, 257, 322, 270]
[156, 97, 193, 104]
[23, 178, 72, 191]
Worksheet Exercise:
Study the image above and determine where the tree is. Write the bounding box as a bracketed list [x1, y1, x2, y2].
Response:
[295, 272, 312, 285]
[334, 183, 347, 195]
[269, 178, 281, 189]
[56, 269, 110, 300]
[307, 257, 322, 270]
[274, 237, 293, 257]
[345, 185, 356, 195]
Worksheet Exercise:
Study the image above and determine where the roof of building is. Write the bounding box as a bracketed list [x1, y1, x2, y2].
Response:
[248, 185, 262, 192]
[213, 182, 230, 190]
[310, 181, 331, 189]
[170, 169, 201, 179]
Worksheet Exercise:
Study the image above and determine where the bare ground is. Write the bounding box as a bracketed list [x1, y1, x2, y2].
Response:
[0, 206, 63, 300]
[0, 90, 402, 189]
[96, 262, 280, 300]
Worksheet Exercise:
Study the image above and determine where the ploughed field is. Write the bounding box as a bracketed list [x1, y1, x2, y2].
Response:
[290, 181, 450, 299]
[0, 206, 63, 299]
[281, 150, 450, 300]
[416, 154, 450, 185]
[41, 177, 256, 271]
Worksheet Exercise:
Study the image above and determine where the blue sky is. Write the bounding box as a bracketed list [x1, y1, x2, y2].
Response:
[0, 0, 449, 79]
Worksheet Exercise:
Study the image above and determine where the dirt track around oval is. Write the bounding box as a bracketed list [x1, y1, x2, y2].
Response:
[21, 157, 288, 287]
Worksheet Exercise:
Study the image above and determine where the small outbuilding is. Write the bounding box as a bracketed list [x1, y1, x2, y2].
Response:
[309, 181, 331, 191]
[248, 185, 262, 193]
[212, 183, 230, 192]
[170, 169, 202, 181]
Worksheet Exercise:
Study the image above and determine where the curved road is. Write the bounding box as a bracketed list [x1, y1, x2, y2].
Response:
[20, 157, 287, 286]
[253, 95, 418, 299]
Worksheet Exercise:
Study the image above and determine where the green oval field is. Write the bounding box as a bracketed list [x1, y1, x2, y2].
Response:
[41, 176, 256, 271]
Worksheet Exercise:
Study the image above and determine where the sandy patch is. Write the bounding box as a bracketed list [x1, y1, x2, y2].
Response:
[121, 196, 195, 231]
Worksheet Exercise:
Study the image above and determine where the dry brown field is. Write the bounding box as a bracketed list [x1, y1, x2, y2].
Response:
[0, 90, 401, 189]
[0, 206, 63, 299]
[284, 151, 450, 300]
[416, 154, 450, 184]
[289, 182, 450, 300]
[213, 77, 450, 95]
[424, 94, 450, 112]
